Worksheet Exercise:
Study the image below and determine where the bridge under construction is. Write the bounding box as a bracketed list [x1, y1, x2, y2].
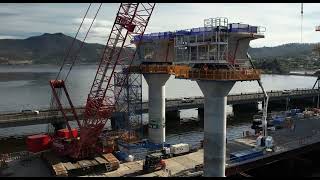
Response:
[2, 3, 320, 178]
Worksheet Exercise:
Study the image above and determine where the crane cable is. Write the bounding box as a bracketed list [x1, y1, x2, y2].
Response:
[55, 3, 92, 80]
[301, 3, 303, 43]
[64, 3, 103, 82]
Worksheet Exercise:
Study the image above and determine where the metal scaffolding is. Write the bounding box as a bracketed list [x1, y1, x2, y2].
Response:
[174, 17, 229, 65]
[113, 70, 143, 137]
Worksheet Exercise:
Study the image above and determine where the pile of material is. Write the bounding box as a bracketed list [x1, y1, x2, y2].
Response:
[42, 151, 120, 177]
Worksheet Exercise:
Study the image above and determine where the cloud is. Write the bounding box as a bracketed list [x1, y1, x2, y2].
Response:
[0, 3, 320, 47]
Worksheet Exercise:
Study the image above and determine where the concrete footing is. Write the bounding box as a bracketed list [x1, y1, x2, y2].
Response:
[143, 73, 170, 144]
[197, 80, 235, 177]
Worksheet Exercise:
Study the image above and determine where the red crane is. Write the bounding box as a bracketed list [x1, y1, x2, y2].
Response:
[49, 3, 155, 159]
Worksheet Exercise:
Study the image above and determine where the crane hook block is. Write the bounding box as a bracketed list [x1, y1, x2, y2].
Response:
[50, 80, 65, 88]
[116, 16, 136, 32]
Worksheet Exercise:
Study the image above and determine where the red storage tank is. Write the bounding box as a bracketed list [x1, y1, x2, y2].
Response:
[57, 128, 78, 139]
[26, 134, 51, 153]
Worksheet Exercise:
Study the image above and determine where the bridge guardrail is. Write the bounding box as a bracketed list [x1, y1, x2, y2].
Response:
[0, 88, 319, 123]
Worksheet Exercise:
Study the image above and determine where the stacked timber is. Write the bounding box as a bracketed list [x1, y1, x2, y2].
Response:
[41, 151, 68, 176]
[52, 163, 68, 177]
[102, 153, 120, 170]
[42, 151, 121, 176]
[94, 157, 112, 172]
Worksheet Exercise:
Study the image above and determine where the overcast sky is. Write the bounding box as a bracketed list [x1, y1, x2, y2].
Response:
[1, 3, 320, 48]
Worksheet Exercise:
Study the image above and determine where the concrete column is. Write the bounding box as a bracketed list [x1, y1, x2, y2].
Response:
[143, 73, 170, 144]
[198, 108, 204, 127]
[197, 80, 235, 177]
[166, 110, 181, 121]
[233, 102, 258, 113]
[166, 110, 181, 127]
[51, 120, 66, 132]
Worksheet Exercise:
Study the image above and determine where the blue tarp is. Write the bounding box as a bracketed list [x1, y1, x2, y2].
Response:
[229, 148, 264, 162]
[114, 151, 128, 161]
[117, 139, 170, 151]
[290, 109, 301, 116]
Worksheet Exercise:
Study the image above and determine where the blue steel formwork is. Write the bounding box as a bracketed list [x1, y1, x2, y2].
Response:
[113, 71, 143, 137]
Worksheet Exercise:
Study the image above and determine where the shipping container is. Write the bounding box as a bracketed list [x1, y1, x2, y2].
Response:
[26, 134, 51, 153]
[170, 143, 190, 155]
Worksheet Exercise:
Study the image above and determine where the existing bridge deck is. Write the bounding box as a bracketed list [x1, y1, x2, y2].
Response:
[0, 88, 318, 128]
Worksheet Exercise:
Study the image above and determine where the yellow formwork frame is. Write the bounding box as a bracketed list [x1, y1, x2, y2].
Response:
[130, 64, 261, 81]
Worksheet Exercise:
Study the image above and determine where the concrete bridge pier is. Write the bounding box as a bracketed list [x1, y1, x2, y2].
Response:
[233, 102, 259, 114]
[51, 120, 66, 132]
[143, 73, 170, 144]
[197, 80, 235, 177]
[290, 97, 315, 109]
[197, 108, 204, 127]
[266, 100, 287, 111]
[166, 110, 180, 127]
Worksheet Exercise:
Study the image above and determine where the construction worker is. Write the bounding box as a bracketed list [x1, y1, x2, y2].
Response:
[203, 63, 208, 71]
[160, 159, 166, 170]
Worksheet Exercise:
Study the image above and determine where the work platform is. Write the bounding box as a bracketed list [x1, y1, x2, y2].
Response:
[130, 64, 261, 81]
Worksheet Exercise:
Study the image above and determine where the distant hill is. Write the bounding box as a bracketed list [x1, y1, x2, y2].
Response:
[0, 33, 135, 65]
[248, 43, 315, 60]
[0, 33, 317, 65]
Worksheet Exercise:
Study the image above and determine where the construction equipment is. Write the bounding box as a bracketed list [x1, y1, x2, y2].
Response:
[142, 152, 166, 173]
[247, 53, 269, 138]
[47, 3, 156, 160]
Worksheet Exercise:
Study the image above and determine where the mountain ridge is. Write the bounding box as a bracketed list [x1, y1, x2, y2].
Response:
[0, 33, 317, 65]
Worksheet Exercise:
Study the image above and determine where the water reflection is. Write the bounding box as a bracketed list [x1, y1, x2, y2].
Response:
[0, 64, 317, 137]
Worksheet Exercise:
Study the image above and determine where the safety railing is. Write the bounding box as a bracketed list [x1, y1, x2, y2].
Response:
[227, 129, 320, 165]
[0, 108, 85, 122]
[174, 68, 261, 81]
[140, 65, 175, 74]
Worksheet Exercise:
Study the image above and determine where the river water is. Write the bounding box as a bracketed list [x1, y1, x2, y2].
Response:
[0, 65, 317, 144]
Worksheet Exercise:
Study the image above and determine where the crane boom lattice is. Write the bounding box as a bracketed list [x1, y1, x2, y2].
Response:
[49, 3, 155, 159]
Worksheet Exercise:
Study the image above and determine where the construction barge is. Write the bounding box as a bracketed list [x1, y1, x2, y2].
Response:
[1, 107, 320, 177]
